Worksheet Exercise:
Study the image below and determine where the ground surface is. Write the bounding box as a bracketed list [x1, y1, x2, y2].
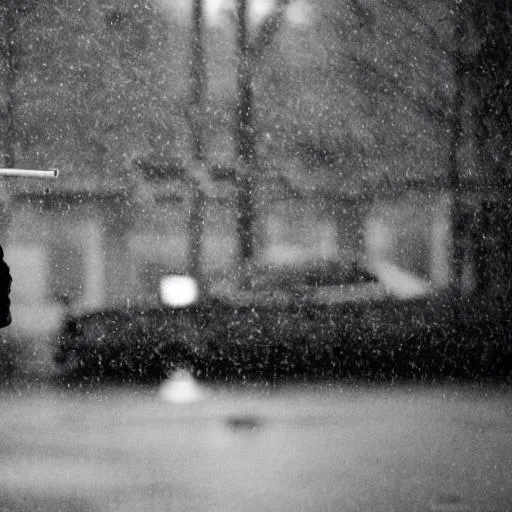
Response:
[0, 382, 511, 512]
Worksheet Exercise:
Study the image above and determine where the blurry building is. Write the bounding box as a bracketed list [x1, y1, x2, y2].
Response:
[4, 173, 471, 340]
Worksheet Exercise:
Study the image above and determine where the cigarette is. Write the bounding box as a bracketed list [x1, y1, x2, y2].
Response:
[0, 169, 59, 178]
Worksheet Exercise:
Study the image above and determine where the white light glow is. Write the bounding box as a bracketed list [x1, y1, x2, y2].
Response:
[155, 0, 312, 28]
[373, 261, 432, 299]
[286, 0, 314, 26]
[160, 275, 199, 307]
[158, 370, 205, 404]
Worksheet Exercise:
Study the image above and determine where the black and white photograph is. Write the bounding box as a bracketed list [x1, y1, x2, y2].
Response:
[0, 0, 511, 510]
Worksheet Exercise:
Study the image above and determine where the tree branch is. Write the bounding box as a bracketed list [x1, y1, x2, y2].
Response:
[349, 56, 454, 128]
[346, 0, 376, 32]
[249, 0, 291, 63]
[385, 0, 456, 57]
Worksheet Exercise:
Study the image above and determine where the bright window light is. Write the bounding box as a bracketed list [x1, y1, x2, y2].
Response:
[160, 275, 199, 307]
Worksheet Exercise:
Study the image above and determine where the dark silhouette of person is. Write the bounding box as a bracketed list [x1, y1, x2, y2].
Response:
[0, 244, 12, 328]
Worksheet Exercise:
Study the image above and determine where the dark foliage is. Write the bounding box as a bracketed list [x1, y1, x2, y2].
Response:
[54, 296, 512, 386]
[470, 0, 512, 307]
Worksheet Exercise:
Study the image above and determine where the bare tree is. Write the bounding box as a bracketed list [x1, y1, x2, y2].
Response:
[188, 0, 207, 293]
[235, 0, 291, 289]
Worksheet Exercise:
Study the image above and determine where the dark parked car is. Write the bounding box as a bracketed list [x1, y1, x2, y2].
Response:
[54, 283, 512, 385]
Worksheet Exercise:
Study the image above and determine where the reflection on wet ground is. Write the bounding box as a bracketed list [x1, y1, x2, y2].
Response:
[0, 382, 511, 512]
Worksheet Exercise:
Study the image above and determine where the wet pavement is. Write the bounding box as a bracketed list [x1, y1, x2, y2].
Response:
[0, 382, 511, 511]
